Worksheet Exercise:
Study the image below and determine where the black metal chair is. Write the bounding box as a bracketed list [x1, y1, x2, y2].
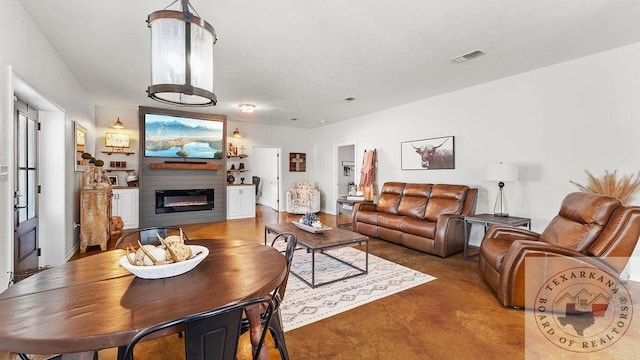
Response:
[115, 226, 189, 249]
[241, 232, 297, 360]
[122, 296, 275, 360]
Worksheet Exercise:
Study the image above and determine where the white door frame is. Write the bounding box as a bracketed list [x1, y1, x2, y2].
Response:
[251, 145, 281, 212]
[332, 142, 357, 215]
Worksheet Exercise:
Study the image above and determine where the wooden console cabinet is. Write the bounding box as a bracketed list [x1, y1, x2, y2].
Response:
[80, 188, 112, 252]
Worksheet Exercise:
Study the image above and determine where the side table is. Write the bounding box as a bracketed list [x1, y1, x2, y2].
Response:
[335, 197, 373, 227]
[463, 213, 531, 261]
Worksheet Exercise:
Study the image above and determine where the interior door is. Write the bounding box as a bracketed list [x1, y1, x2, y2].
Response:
[14, 101, 40, 274]
[252, 146, 280, 211]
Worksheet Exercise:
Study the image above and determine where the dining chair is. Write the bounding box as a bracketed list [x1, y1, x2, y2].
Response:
[122, 296, 275, 360]
[115, 226, 189, 249]
[242, 232, 298, 360]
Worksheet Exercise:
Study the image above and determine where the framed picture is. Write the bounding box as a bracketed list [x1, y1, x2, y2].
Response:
[401, 136, 455, 170]
[289, 153, 306, 172]
[107, 175, 119, 186]
[75, 122, 87, 172]
[105, 133, 130, 148]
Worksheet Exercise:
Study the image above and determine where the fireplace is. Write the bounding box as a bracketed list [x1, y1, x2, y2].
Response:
[155, 189, 214, 214]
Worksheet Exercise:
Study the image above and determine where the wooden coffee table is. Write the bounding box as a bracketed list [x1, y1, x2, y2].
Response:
[265, 222, 369, 288]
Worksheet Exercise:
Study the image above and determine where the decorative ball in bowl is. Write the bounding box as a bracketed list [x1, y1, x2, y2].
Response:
[119, 245, 208, 279]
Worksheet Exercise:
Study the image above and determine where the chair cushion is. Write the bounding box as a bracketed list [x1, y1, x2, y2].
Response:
[424, 184, 468, 222]
[540, 192, 621, 252]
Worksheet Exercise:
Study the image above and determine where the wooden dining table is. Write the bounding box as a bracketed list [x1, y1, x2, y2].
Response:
[0, 239, 286, 359]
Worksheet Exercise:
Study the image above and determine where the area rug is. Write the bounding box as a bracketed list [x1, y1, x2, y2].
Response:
[278, 246, 436, 331]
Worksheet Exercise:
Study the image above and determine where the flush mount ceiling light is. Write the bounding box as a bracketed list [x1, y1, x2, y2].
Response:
[232, 128, 242, 138]
[147, 0, 217, 107]
[239, 104, 255, 113]
[111, 117, 125, 129]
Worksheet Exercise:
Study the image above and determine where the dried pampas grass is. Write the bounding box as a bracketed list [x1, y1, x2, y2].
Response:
[570, 170, 640, 205]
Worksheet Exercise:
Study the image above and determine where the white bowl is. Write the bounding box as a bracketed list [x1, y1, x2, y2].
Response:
[119, 245, 209, 279]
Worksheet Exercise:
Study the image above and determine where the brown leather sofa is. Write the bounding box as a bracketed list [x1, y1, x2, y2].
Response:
[352, 182, 478, 257]
[479, 192, 640, 308]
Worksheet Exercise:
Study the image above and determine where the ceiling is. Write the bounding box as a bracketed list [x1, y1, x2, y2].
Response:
[18, 0, 640, 129]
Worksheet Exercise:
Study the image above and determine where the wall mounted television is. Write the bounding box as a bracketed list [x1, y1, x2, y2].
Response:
[140, 107, 225, 160]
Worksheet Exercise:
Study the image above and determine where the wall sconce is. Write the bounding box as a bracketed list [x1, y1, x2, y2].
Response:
[111, 117, 125, 129]
[232, 128, 242, 138]
[147, 0, 217, 106]
[239, 104, 255, 113]
[485, 161, 519, 217]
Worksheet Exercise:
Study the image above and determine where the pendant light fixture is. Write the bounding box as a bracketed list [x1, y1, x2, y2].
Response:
[147, 0, 217, 106]
[111, 117, 125, 129]
[232, 128, 242, 138]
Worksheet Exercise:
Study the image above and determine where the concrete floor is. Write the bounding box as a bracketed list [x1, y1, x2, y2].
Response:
[4, 205, 637, 359]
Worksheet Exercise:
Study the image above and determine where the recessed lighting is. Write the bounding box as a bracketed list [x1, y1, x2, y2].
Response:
[239, 104, 256, 113]
[320, 120, 327, 124]
[290, 118, 298, 121]
[343, 97, 356, 102]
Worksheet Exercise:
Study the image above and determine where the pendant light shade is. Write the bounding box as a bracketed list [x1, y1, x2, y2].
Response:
[111, 117, 125, 129]
[147, 0, 217, 106]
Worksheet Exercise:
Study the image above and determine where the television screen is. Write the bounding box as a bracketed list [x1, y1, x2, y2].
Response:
[144, 113, 224, 159]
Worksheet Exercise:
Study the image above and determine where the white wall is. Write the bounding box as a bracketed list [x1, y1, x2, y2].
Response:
[309, 41, 640, 279]
[0, 0, 95, 289]
[226, 120, 316, 209]
[95, 106, 140, 186]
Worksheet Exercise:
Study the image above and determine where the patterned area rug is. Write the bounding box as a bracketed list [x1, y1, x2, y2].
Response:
[279, 246, 436, 331]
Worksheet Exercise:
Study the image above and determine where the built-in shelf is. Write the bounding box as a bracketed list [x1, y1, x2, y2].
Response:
[150, 162, 220, 170]
[105, 168, 136, 172]
[227, 154, 248, 159]
[227, 169, 247, 173]
[101, 151, 135, 156]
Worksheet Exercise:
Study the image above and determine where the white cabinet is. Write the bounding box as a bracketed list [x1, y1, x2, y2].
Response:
[227, 185, 256, 220]
[112, 188, 139, 229]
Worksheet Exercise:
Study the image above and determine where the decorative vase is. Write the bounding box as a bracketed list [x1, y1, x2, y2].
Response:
[227, 173, 235, 184]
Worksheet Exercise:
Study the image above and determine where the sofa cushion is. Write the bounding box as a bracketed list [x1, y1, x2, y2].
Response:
[376, 182, 405, 214]
[424, 184, 468, 222]
[540, 192, 621, 252]
[398, 183, 432, 219]
[378, 213, 404, 230]
[402, 217, 435, 239]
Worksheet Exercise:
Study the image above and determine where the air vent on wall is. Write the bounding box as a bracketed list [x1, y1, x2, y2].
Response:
[451, 50, 486, 63]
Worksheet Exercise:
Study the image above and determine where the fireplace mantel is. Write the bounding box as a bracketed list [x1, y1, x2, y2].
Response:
[149, 162, 220, 170]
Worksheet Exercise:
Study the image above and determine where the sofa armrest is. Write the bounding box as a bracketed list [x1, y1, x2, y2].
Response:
[485, 225, 540, 242]
[433, 214, 465, 257]
[497, 240, 613, 308]
[353, 201, 377, 213]
[352, 201, 377, 229]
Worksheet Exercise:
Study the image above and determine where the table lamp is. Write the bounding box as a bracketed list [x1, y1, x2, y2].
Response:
[485, 162, 518, 217]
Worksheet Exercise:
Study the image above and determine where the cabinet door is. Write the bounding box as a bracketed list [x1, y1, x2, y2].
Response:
[227, 186, 255, 219]
[112, 189, 139, 229]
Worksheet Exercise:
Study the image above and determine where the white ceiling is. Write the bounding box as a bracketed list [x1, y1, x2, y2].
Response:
[18, 0, 640, 129]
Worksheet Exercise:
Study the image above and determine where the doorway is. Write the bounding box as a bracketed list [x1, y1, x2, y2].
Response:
[13, 99, 40, 274]
[251, 146, 281, 211]
[335, 143, 356, 204]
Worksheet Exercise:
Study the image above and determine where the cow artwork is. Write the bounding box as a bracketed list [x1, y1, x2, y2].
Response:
[401, 136, 455, 170]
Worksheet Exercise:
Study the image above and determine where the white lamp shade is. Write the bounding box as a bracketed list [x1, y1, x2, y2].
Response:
[148, 9, 216, 106]
[485, 162, 518, 182]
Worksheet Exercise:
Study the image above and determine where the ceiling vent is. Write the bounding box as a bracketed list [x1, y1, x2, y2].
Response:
[451, 50, 486, 63]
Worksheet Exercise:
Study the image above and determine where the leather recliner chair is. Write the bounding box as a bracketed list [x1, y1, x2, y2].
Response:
[479, 192, 640, 308]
